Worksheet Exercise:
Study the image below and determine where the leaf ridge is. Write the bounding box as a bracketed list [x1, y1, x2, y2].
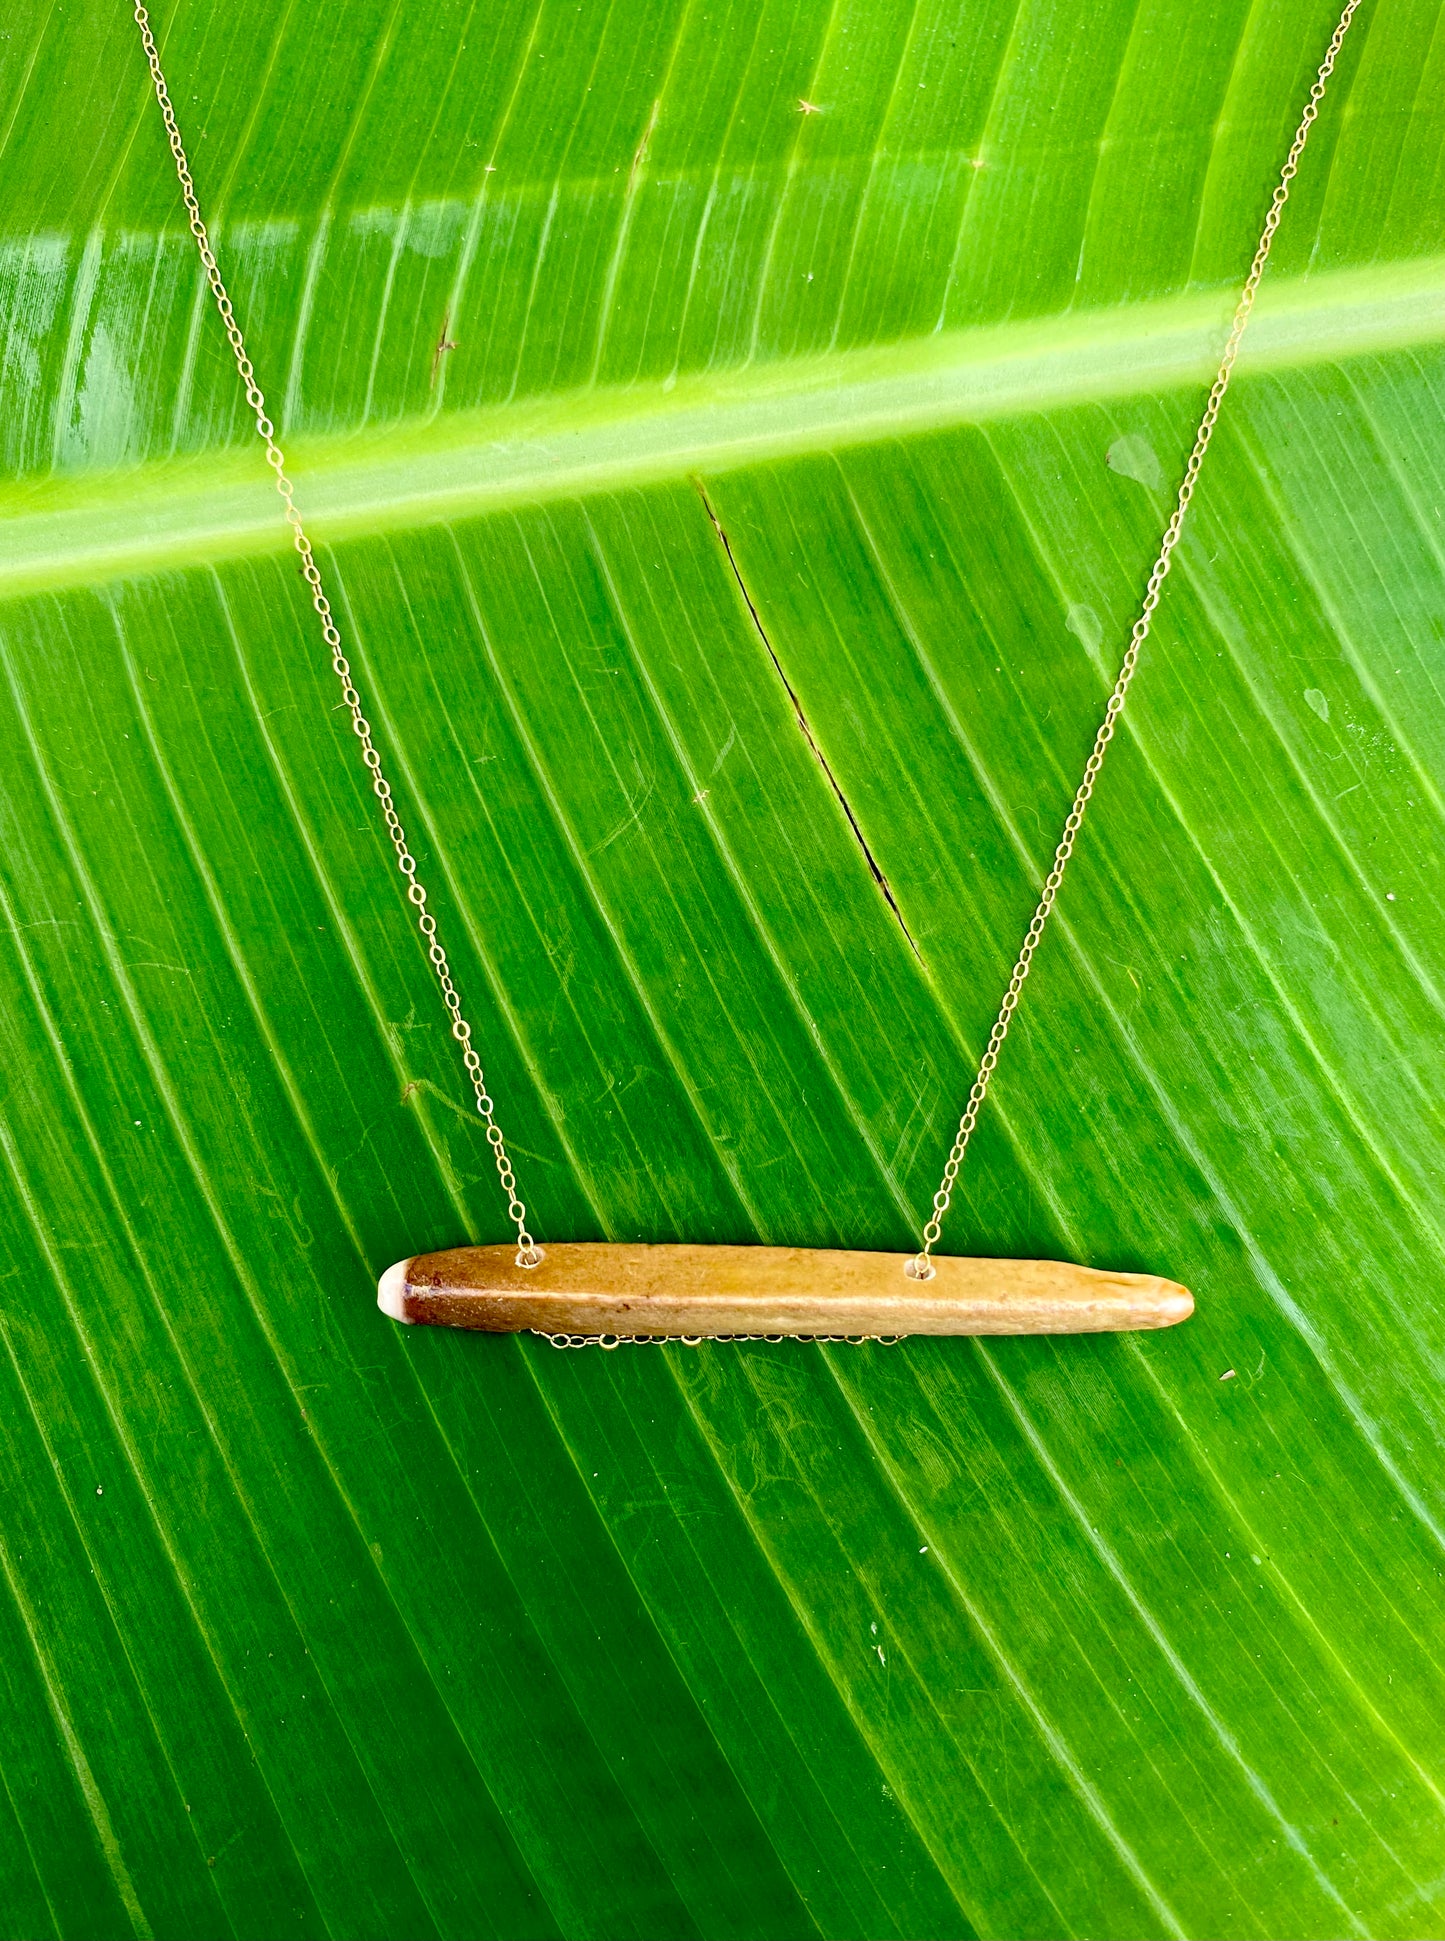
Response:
[332, 543, 606, 1233]
[449, 524, 769, 1234]
[846, 432, 1445, 1601]
[975, 431, 1445, 1545]
[436, 0, 551, 416]
[0, 1128, 251, 1939]
[0, 1510, 152, 1940]
[586, 507, 923, 1229]
[519, 1353, 819, 1938]
[662, 1351, 997, 1937]
[968, 1340, 1381, 1925]
[0, 834, 331, 1935]
[0, 602, 457, 1937]
[822, 1347, 1194, 1940]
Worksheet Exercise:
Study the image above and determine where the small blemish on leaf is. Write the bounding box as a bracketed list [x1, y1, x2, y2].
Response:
[1304, 688, 1330, 722]
[1106, 434, 1163, 491]
[1066, 603, 1103, 654]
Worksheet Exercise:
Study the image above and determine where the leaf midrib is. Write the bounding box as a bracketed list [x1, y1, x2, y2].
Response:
[4, 254, 1442, 596]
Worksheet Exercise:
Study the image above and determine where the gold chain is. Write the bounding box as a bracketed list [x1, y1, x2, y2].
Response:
[538, 1331, 905, 1350]
[131, 4, 542, 1270]
[908, 0, 1362, 1279]
[132, 0, 1360, 1300]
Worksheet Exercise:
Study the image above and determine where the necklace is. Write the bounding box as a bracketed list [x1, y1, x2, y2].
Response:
[130, 0, 1358, 1346]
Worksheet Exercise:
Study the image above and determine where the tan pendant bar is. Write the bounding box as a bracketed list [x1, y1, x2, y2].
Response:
[378, 1243, 1193, 1338]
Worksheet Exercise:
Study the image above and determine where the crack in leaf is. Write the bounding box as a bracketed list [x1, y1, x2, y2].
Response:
[695, 478, 922, 962]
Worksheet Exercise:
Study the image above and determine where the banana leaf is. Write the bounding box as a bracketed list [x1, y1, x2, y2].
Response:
[1, 0, 1443, 1934]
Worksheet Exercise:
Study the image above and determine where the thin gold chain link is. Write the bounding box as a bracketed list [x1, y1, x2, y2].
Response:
[908, 0, 1363, 1280]
[537, 1331, 905, 1350]
[131, 3, 542, 1270]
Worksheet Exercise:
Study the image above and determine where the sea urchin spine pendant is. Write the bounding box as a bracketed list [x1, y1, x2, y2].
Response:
[377, 1244, 1192, 1339]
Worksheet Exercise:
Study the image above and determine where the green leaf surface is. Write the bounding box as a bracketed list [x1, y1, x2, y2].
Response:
[2, 0, 1444, 1935]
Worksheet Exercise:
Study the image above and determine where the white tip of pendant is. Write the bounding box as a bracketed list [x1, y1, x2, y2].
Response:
[1161, 1282, 1195, 1325]
[377, 1258, 414, 1324]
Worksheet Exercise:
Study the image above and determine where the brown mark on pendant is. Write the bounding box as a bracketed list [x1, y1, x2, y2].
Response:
[694, 479, 922, 962]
